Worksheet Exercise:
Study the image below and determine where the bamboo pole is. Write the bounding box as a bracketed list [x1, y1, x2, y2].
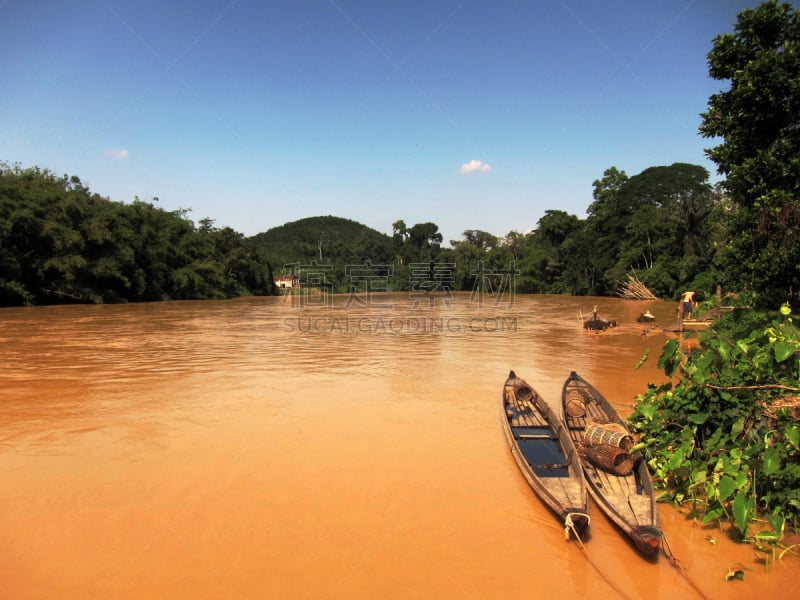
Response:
[616, 274, 658, 300]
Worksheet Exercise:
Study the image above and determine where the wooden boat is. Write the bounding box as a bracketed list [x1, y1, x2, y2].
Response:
[502, 370, 590, 539]
[680, 318, 712, 331]
[636, 311, 656, 323]
[561, 371, 662, 557]
[582, 306, 617, 331]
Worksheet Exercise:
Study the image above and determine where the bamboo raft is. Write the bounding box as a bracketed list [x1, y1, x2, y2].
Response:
[502, 370, 590, 540]
[561, 371, 662, 557]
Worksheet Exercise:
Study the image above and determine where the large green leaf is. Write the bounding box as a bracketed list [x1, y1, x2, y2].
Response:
[688, 411, 710, 424]
[766, 510, 785, 535]
[667, 446, 687, 470]
[734, 470, 750, 490]
[774, 340, 795, 362]
[732, 492, 753, 535]
[786, 424, 799, 450]
[702, 507, 724, 523]
[717, 475, 737, 501]
[638, 402, 657, 420]
[658, 339, 680, 374]
[763, 447, 781, 476]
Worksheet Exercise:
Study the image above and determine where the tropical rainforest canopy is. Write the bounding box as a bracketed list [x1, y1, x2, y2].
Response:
[250, 161, 720, 300]
[0, 166, 277, 305]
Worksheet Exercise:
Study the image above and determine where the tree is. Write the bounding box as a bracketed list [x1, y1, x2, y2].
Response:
[450, 236, 486, 290]
[586, 167, 630, 223]
[407, 222, 443, 250]
[0, 163, 276, 305]
[502, 231, 528, 262]
[461, 229, 498, 250]
[583, 167, 631, 295]
[559, 227, 601, 295]
[699, 1, 800, 308]
[613, 163, 714, 297]
[524, 210, 581, 290]
[392, 219, 408, 266]
[556, 164, 717, 299]
[391, 220, 408, 240]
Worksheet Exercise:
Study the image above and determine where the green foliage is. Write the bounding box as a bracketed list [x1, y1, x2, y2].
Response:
[629, 305, 800, 546]
[523, 210, 581, 291]
[559, 163, 719, 298]
[250, 216, 398, 292]
[0, 163, 276, 305]
[700, 1, 800, 309]
[251, 215, 391, 265]
[245, 158, 728, 301]
[1, 155, 734, 304]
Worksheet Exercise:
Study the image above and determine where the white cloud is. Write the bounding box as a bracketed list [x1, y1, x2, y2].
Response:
[460, 159, 491, 174]
[105, 149, 129, 160]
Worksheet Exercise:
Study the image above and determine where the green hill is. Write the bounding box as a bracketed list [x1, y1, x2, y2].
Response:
[249, 216, 394, 272]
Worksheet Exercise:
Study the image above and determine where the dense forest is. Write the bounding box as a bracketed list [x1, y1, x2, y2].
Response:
[0, 164, 277, 305]
[0, 154, 784, 308]
[0, 159, 723, 307]
[250, 161, 721, 301]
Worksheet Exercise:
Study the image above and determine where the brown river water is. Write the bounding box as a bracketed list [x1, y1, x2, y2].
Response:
[1, 292, 797, 599]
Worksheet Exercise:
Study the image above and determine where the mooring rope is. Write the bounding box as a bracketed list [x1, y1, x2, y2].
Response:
[661, 533, 710, 600]
[564, 512, 591, 541]
[563, 513, 634, 600]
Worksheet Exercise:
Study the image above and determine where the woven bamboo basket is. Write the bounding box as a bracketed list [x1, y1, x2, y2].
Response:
[580, 443, 636, 476]
[565, 389, 587, 417]
[583, 420, 633, 451]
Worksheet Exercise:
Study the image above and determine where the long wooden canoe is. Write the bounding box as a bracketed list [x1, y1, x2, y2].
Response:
[561, 371, 661, 557]
[502, 370, 590, 540]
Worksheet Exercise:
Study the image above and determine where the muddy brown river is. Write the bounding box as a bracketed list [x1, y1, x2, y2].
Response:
[1, 293, 797, 598]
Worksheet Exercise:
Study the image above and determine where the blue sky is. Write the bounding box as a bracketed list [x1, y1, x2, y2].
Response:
[1, 0, 764, 243]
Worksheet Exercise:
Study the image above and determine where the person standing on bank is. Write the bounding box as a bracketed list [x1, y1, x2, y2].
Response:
[680, 291, 696, 319]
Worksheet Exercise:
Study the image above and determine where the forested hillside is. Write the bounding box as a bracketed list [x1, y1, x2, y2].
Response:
[250, 216, 394, 267]
[251, 217, 448, 293]
[1, 160, 728, 304]
[247, 162, 723, 300]
[0, 163, 276, 306]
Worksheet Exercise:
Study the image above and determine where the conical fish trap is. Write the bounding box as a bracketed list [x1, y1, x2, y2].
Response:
[583, 420, 633, 451]
[565, 389, 587, 417]
[580, 443, 636, 476]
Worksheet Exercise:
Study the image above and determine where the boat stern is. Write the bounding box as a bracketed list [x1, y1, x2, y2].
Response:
[563, 509, 590, 540]
[632, 525, 662, 557]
